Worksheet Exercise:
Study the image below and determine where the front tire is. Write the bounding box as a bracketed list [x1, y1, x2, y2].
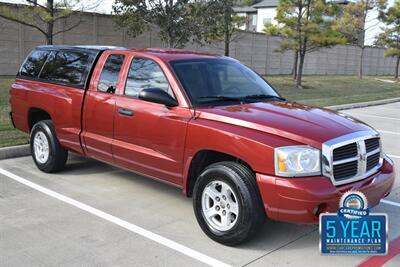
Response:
[193, 162, 265, 246]
[30, 120, 68, 173]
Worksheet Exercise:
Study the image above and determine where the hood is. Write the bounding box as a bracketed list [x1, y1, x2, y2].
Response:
[197, 101, 373, 148]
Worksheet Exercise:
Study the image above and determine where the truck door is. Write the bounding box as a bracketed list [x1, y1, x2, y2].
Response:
[82, 51, 127, 162]
[113, 56, 192, 185]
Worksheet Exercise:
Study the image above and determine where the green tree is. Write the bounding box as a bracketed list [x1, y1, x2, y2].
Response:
[376, 0, 400, 79]
[264, 22, 300, 80]
[0, 0, 91, 45]
[197, 0, 247, 56]
[113, 0, 204, 48]
[334, 0, 387, 79]
[264, 0, 345, 88]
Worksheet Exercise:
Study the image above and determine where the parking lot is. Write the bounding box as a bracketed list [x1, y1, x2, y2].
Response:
[1, 102, 399, 267]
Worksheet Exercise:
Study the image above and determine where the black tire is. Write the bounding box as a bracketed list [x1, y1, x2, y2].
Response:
[30, 120, 68, 173]
[193, 161, 265, 246]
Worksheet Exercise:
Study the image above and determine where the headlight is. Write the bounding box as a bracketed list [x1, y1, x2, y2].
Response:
[275, 146, 321, 177]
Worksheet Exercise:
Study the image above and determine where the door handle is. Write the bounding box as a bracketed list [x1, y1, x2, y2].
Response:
[118, 108, 134, 116]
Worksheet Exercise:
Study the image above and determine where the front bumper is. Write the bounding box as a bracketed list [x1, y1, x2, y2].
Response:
[256, 157, 395, 224]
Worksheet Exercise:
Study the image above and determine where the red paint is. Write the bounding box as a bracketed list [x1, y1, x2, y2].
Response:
[113, 95, 191, 184]
[82, 50, 130, 162]
[197, 101, 371, 149]
[257, 159, 394, 222]
[10, 78, 85, 154]
[10, 47, 396, 224]
[358, 235, 400, 267]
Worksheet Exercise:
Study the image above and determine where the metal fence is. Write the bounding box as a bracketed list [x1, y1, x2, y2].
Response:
[0, 5, 398, 76]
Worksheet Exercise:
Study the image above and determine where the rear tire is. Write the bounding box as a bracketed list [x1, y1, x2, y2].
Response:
[193, 161, 265, 246]
[30, 120, 68, 173]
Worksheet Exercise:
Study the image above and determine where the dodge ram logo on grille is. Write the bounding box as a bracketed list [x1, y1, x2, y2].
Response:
[360, 151, 367, 161]
[358, 140, 367, 162]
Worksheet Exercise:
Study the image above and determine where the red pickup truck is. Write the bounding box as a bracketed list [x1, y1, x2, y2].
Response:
[10, 45, 395, 245]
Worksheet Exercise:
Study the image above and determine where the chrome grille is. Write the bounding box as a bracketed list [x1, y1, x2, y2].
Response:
[322, 130, 383, 186]
[367, 152, 380, 171]
[365, 138, 380, 153]
[333, 143, 357, 161]
[333, 160, 358, 181]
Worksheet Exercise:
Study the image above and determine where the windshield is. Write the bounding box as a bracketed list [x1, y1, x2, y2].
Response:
[170, 58, 281, 106]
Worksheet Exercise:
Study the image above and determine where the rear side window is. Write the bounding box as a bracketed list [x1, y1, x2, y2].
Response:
[19, 50, 50, 78]
[98, 54, 125, 93]
[39, 50, 94, 88]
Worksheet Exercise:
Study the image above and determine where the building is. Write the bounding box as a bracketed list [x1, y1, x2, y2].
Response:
[234, 0, 279, 32]
[233, 5, 258, 32]
[235, 0, 351, 33]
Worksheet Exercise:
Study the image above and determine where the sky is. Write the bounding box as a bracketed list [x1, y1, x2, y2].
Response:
[0, 0, 396, 46]
[0, 0, 115, 13]
[365, 0, 395, 45]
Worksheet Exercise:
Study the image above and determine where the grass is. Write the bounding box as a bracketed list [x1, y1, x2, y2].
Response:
[0, 76, 28, 147]
[0, 75, 399, 148]
[266, 75, 400, 107]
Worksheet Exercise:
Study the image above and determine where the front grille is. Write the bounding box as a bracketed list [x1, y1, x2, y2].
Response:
[365, 138, 380, 152]
[322, 131, 383, 186]
[333, 143, 358, 161]
[333, 160, 358, 181]
[367, 152, 380, 171]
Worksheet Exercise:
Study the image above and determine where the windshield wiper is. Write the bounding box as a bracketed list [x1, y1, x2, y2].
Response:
[243, 94, 286, 101]
[196, 94, 285, 105]
[196, 96, 243, 102]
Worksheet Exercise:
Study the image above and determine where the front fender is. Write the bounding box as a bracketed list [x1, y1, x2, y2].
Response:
[182, 118, 302, 190]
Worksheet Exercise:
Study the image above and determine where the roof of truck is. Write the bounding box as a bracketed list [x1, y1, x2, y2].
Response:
[36, 45, 225, 61]
[129, 48, 225, 61]
[36, 45, 126, 51]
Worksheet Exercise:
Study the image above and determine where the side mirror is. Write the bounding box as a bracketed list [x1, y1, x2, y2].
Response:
[139, 88, 178, 107]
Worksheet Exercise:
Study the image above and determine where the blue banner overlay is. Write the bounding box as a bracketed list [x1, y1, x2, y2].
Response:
[320, 214, 387, 255]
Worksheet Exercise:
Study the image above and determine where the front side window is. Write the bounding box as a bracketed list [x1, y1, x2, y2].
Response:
[170, 58, 280, 106]
[40, 50, 94, 87]
[125, 58, 174, 99]
[98, 54, 125, 93]
[19, 50, 50, 78]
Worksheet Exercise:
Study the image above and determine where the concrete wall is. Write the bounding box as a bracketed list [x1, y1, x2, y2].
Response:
[0, 6, 398, 76]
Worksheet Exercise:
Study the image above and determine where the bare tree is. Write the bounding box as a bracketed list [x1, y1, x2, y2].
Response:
[0, 0, 103, 44]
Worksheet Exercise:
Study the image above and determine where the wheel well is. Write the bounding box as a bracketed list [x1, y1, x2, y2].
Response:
[28, 108, 51, 131]
[186, 150, 253, 197]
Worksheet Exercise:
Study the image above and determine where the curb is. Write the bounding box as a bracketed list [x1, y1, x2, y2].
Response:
[0, 144, 30, 160]
[327, 97, 400, 111]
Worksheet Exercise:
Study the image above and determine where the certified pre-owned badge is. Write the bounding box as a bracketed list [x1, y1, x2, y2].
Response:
[320, 191, 388, 255]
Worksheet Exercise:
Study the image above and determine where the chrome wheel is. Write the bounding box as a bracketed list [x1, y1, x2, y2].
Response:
[201, 180, 239, 232]
[33, 131, 49, 164]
